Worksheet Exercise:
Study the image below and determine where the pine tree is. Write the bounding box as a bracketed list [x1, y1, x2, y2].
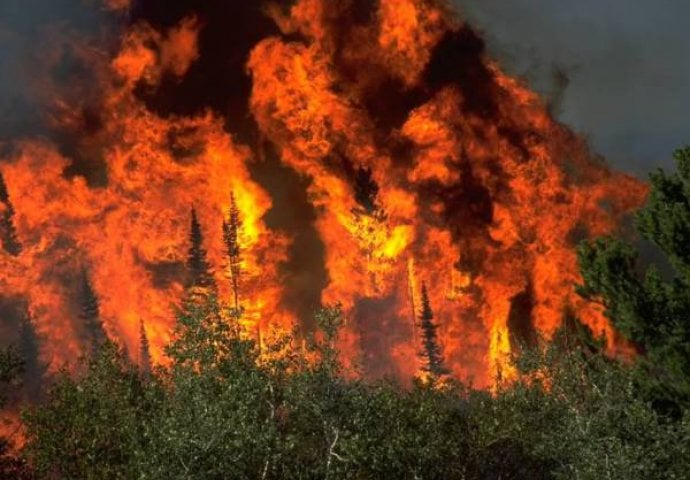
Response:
[18, 312, 46, 401]
[418, 283, 449, 378]
[139, 318, 151, 379]
[187, 207, 215, 292]
[79, 268, 107, 354]
[0, 172, 22, 257]
[222, 192, 242, 311]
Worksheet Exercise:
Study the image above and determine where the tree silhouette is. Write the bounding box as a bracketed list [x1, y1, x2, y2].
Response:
[139, 318, 151, 379]
[18, 312, 46, 401]
[222, 192, 242, 311]
[79, 268, 107, 354]
[187, 207, 215, 292]
[0, 172, 22, 257]
[418, 283, 449, 379]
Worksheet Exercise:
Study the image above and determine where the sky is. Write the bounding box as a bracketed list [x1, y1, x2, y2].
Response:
[454, 0, 690, 175]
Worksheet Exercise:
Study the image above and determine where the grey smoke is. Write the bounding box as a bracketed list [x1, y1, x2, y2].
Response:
[0, 0, 118, 141]
[453, 0, 690, 175]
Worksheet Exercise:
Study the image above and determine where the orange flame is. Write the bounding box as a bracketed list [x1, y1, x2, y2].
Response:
[0, 0, 646, 389]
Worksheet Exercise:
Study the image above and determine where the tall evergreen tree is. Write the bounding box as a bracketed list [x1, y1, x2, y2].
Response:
[139, 318, 151, 379]
[222, 192, 242, 311]
[418, 283, 449, 378]
[187, 208, 215, 292]
[18, 312, 46, 401]
[79, 268, 107, 354]
[0, 172, 22, 257]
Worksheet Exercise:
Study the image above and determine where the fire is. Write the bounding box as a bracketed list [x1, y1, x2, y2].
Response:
[0, 0, 646, 389]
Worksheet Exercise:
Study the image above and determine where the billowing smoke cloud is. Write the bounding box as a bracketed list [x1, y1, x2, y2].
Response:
[453, 0, 690, 174]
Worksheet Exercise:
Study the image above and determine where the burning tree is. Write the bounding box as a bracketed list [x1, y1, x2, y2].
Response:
[186, 208, 216, 293]
[418, 283, 448, 379]
[0, 172, 21, 257]
[222, 192, 242, 312]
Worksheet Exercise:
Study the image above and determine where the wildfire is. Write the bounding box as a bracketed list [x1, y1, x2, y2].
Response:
[0, 0, 646, 389]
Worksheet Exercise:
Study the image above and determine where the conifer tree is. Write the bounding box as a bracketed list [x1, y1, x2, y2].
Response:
[418, 283, 449, 378]
[0, 172, 22, 257]
[187, 207, 215, 291]
[18, 312, 46, 400]
[79, 268, 107, 354]
[139, 318, 151, 379]
[222, 192, 242, 311]
[578, 147, 690, 407]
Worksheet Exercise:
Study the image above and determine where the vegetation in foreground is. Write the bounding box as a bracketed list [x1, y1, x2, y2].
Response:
[1, 148, 690, 479]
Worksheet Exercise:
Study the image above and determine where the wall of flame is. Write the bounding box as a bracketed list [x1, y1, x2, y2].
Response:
[0, 0, 647, 390]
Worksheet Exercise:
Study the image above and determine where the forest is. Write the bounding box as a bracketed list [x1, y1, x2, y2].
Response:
[0, 148, 689, 479]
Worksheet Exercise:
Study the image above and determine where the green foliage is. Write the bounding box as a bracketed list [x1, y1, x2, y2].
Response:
[20, 294, 689, 479]
[469, 332, 690, 480]
[578, 146, 690, 407]
[23, 341, 156, 479]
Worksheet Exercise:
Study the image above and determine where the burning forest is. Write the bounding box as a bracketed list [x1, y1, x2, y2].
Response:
[0, 0, 648, 394]
[4, 1, 690, 478]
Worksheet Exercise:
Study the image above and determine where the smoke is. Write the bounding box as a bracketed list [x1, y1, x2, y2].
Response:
[0, 0, 121, 139]
[452, 0, 690, 174]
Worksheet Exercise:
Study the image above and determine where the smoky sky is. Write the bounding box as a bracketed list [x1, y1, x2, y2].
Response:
[0, 0, 120, 141]
[1, 1, 687, 176]
[453, 0, 690, 175]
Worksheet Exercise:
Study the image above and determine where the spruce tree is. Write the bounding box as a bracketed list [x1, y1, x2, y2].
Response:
[418, 283, 449, 378]
[187, 207, 215, 291]
[79, 268, 107, 354]
[0, 172, 22, 257]
[139, 318, 151, 379]
[18, 312, 46, 400]
[222, 192, 242, 311]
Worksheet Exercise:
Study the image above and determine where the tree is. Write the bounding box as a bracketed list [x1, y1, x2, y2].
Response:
[0, 172, 22, 257]
[22, 343, 151, 479]
[187, 207, 215, 292]
[223, 192, 242, 311]
[578, 146, 690, 409]
[139, 319, 151, 380]
[418, 283, 449, 379]
[18, 313, 46, 401]
[79, 268, 107, 355]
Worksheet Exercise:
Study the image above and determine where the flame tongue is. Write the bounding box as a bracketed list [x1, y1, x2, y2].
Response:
[0, 0, 646, 388]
